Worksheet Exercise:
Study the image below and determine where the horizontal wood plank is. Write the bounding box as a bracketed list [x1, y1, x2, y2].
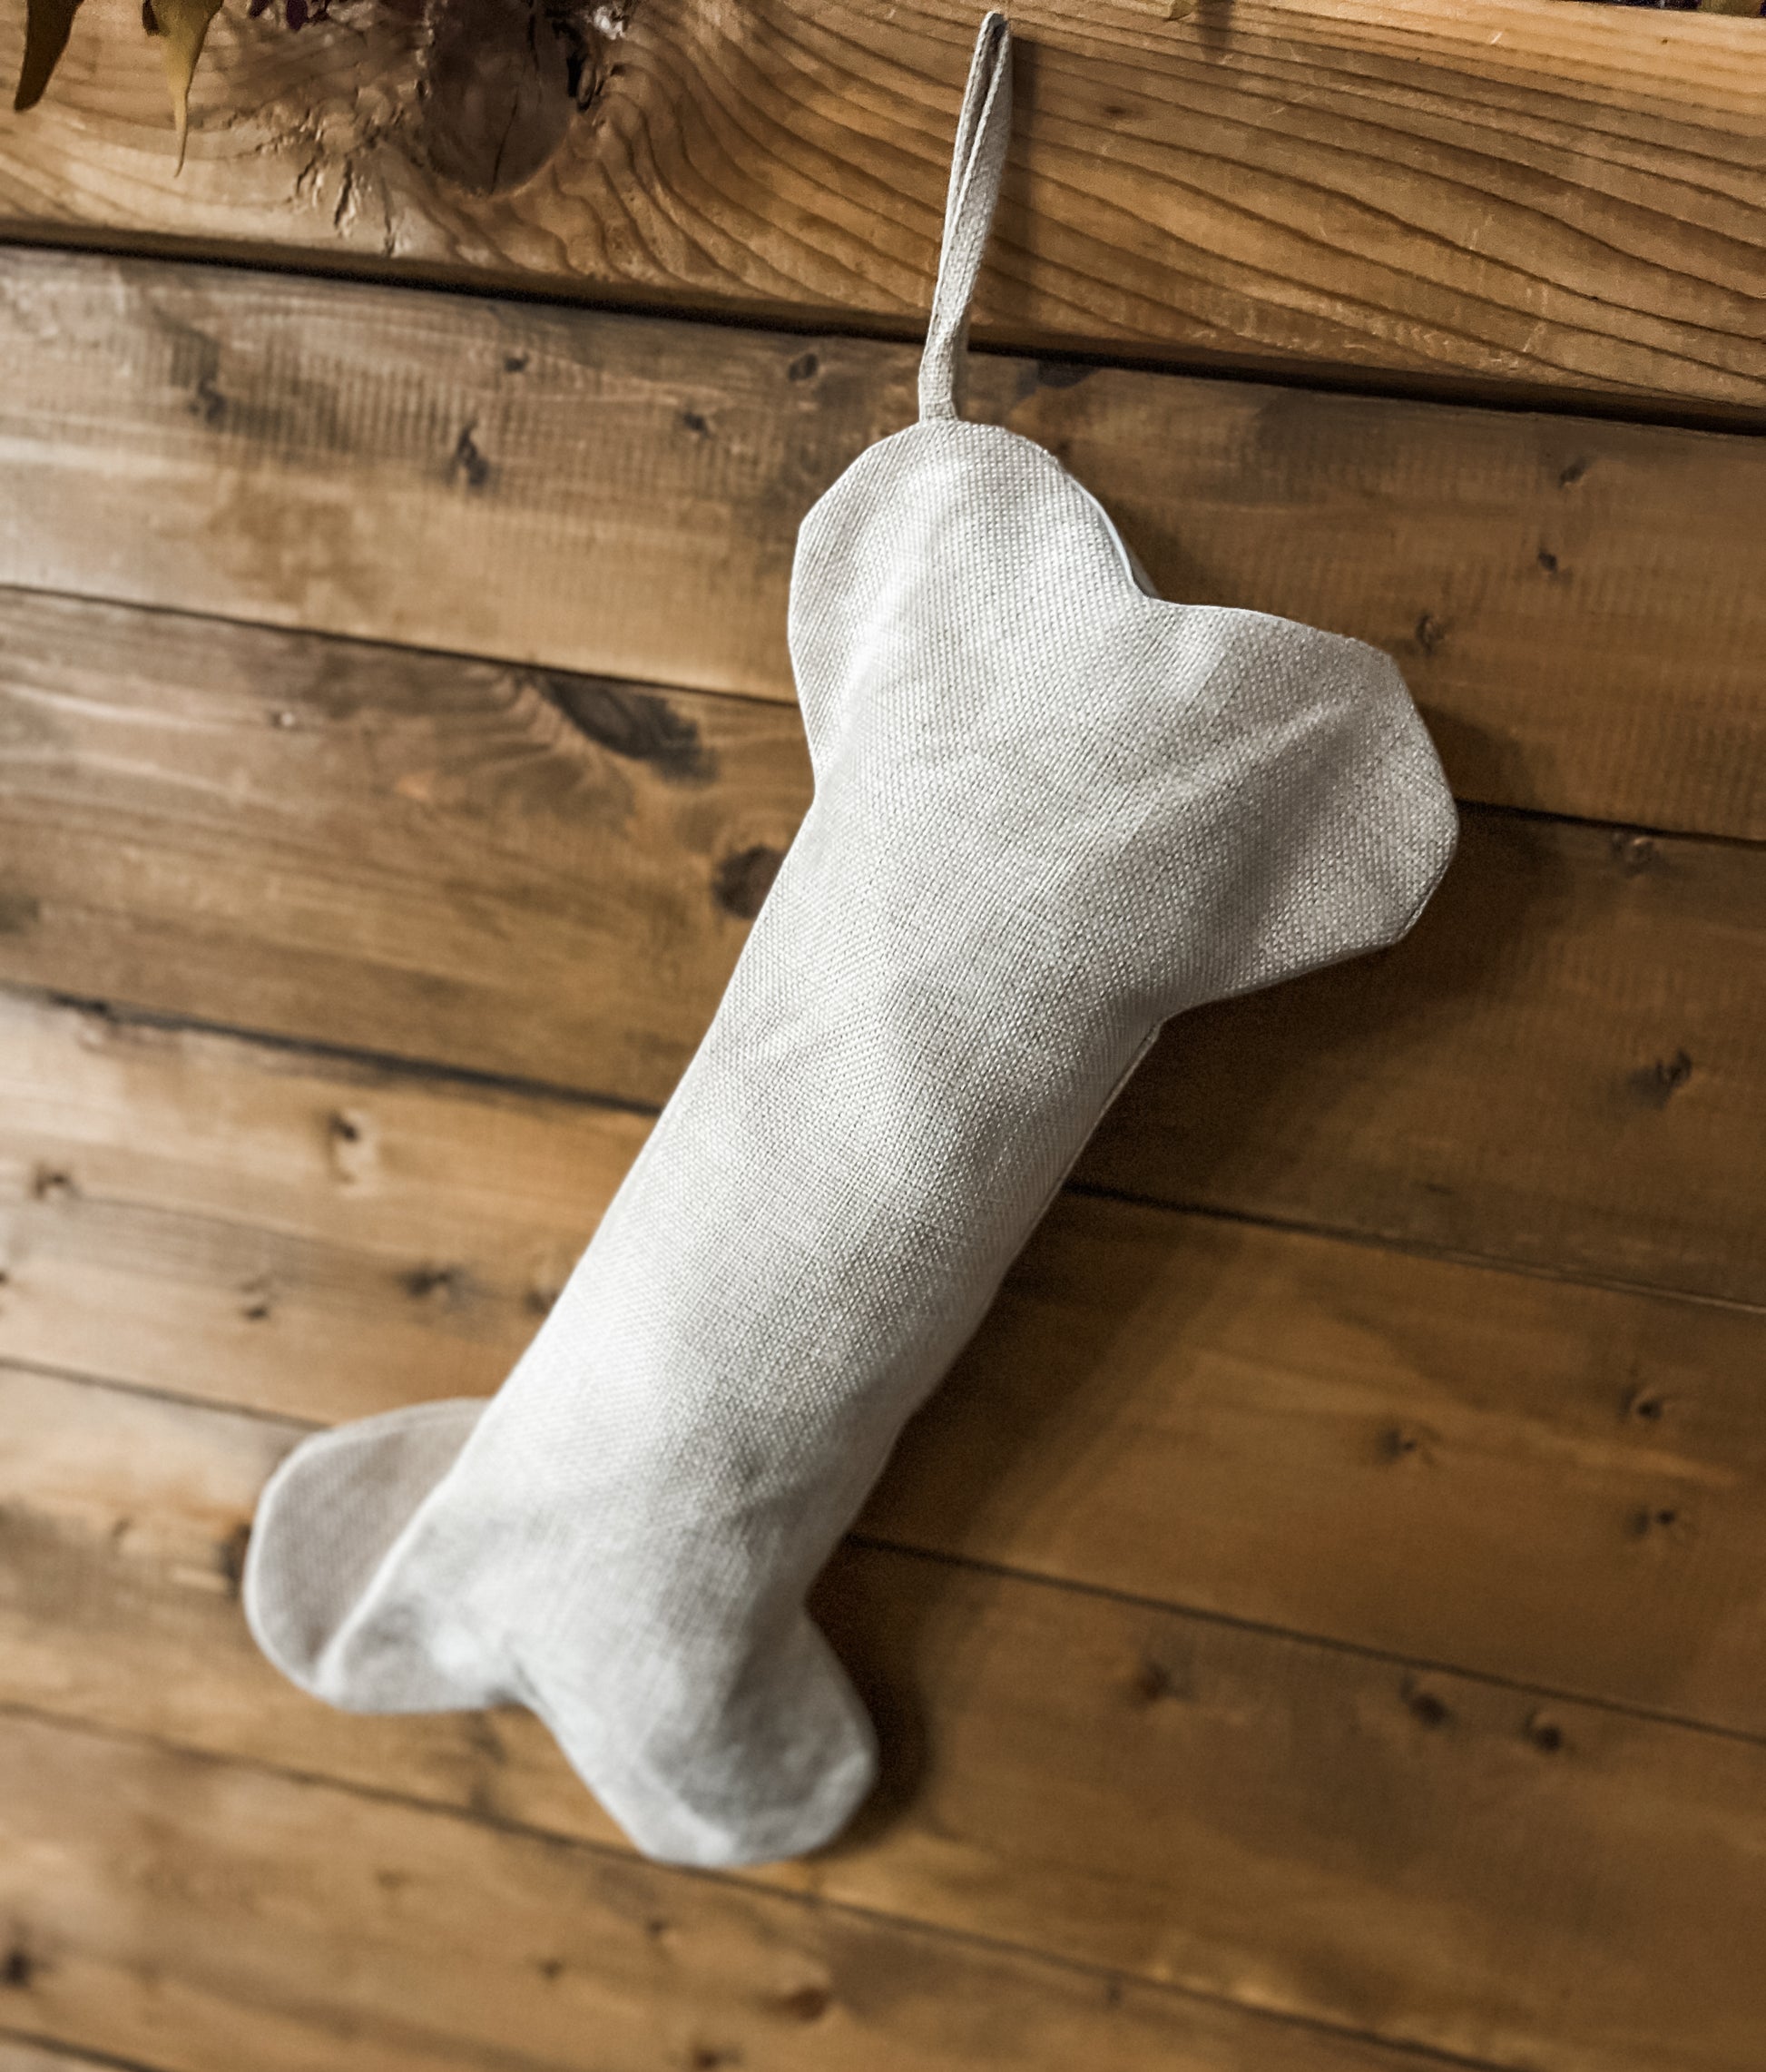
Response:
[1087, 806, 1766, 1302]
[0, 1714, 1443, 2072]
[0, 586, 813, 1105]
[5, 991, 1765, 1736]
[4, 1365, 1764, 2072]
[0, 0, 1761, 415]
[0, 2041, 151, 2072]
[1, 594, 1762, 1303]
[2, 253, 1763, 840]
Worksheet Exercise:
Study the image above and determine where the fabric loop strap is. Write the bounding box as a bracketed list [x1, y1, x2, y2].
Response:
[917, 12, 1013, 423]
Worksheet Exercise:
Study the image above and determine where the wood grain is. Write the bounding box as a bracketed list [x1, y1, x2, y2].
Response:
[0, 586, 813, 1105]
[2, 253, 1763, 840]
[1088, 808, 1766, 1304]
[0, 996, 651, 1428]
[4, 1365, 1765, 2072]
[0, 0, 1761, 414]
[0, 1710, 1509, 2072]
[0, 2042, 145, 2072]
[1, 593, 1762, 1303]
[5, 990, 1765, 1736]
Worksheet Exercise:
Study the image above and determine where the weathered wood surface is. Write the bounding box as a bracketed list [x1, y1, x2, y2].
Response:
[0, 997, 652, 1427]
[0, 2042, 139, 2072]
[0, 0, 1762, 415]
[0, 587, 813, 1108]
[2, 594, 1761, 1303]
[3, 257, 1764, 841]
[5, 991, 1764, 1735]
[0, 1709, 1508, 2072]
[4, 1364, 1765, 2072]
[1084, 808, 1766, 1302]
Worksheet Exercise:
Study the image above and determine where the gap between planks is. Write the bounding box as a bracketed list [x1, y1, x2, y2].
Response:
[20, 973, 1766, 1323]
[5, 987, 1766, 1742]
[0, 2029, 182, 2072]
[1, 582, 1761, 1318]
[0, 0, 1762, 416]
[2, 249, 1763, 845]
[0, 1704, 1535, 2072]
[7, 1336, 1766, 1757]
[4, 227, 1763, 446]
[5, 1359, 1766, 2072]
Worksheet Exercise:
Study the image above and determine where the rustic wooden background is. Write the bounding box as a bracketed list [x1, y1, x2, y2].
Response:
[0, 1, 1763, 2067]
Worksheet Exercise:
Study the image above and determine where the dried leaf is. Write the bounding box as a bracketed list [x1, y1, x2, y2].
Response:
[14, 0, 83, 113]
[142, 0, 224, 170]
[246, 0, 328, 25]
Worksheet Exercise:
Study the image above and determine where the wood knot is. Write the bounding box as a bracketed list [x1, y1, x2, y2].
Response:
[416, 0, 587, 195]
[328, 1108, 377, 1183]
[713, 846, 784, 921]
[1610, 830, 1658, 875]
[1131, 1655, 1191, 1705]
[1414, 612, 1448, 657]
[452, 424, 495, 492]
[30, 1164, 76, 1203]
[1629, 1049, 1692, 1110]
[1632, 1504, 1686, 1540]
[1525, 1712, 1565, 1754]
[777, 1985, 831, 2022]
[404, 1263, 466, 1305]
[540, 675, 715, 784]
[1405, 1682, 1451, 1729]
[786, 350, 819, 383]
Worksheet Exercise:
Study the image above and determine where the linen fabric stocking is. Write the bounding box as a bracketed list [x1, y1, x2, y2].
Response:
[243, 11, 1458, 1868]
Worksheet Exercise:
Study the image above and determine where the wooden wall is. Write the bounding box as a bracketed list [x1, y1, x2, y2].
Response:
[0, 2, 1763, 2067]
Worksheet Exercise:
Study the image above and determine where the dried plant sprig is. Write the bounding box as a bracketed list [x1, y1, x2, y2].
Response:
[11, 0, 319, 161]
[142, 0, 225, 167]
[245, 0, 328, 32]
[14, 0, 82, 111]
[9, 0, 1761, 178]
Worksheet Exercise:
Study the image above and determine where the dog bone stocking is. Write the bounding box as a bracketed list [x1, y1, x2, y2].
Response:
[243, 12, 1458, 1868]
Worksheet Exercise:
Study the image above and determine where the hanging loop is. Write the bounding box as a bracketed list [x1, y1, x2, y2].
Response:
[917, 12, 1014, 423]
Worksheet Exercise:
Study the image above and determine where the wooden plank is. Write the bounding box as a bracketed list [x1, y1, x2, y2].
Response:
[1, 596, 1762, 1303]
[4, 1365, 1764, 2072]
[0, 1723, 1449, 2072]
[5, 991, 1765, 1737]
[1085, 807, 1766, 1304]
[0, 999, 651, 1429]
[0, 0, 1762, 414]
[2, 253, 1764, 842]
[0, 587, 813, 1105]
[0, 2042, 151, 2072]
